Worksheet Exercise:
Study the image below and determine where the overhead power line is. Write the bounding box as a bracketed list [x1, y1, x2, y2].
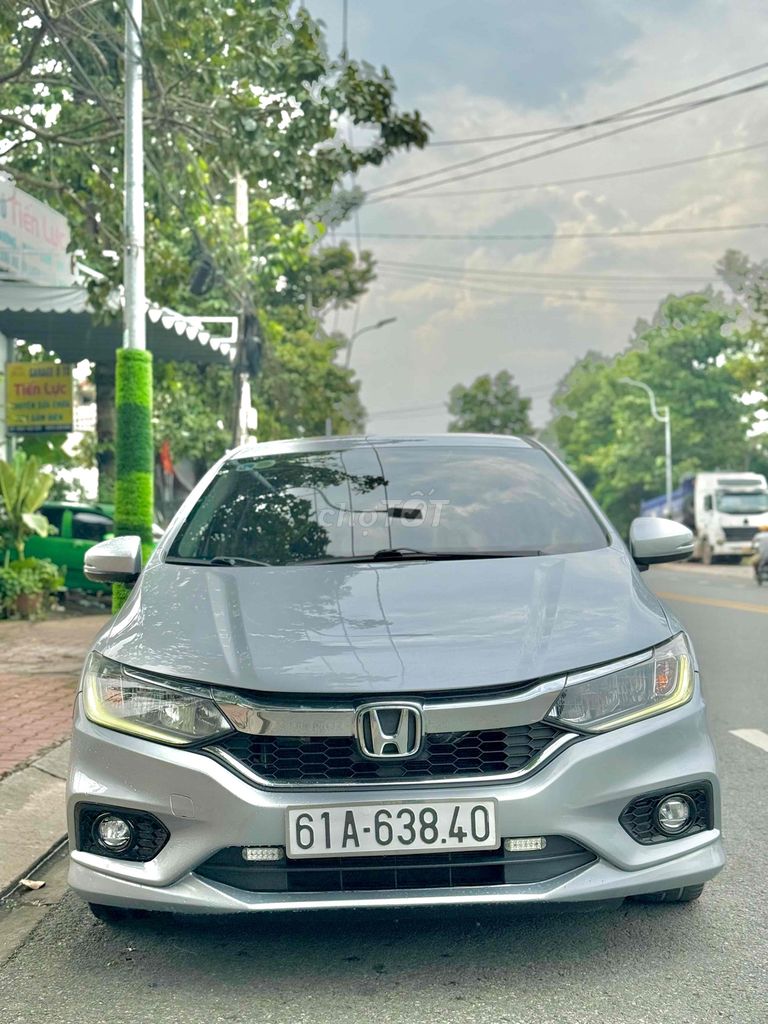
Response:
[377, 266, 678, 299]
[369, 78, 768, 201]
[342, 221, 768, 243]
[376, 268, 662, 305]
[367, 140, 768, 203]
[427, 61, 768, 147]
[375, 258, 717, 284]
[366, 63, 768, 197]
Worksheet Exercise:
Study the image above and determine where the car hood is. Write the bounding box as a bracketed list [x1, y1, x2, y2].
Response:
[95, 546, 672, 696]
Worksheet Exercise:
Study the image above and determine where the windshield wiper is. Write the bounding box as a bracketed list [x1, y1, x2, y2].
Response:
[165, 555, 271, 567]
[303, 548, 543, 565]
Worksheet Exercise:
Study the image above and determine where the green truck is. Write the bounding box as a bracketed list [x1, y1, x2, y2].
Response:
[23, 501, 117, 592]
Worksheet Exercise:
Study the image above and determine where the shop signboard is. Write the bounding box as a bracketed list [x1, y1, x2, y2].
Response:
[5, 361, 73, 434]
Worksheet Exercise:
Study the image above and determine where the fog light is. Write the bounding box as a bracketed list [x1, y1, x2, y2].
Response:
[504, 837, 547, 852]
[655, 795, 693, 835]
[242, 846, 285, 862]
[95, 814, 134, 852]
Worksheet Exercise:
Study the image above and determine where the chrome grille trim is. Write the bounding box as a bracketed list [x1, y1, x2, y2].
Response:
[213, 676, 566, 738]
[205, 730, 579, 791]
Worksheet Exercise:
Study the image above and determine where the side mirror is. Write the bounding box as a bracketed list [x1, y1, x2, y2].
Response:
[629, 517, 694, 567]
[84, 535, 142, 585]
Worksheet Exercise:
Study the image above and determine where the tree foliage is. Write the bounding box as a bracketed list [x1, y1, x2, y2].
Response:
[550, 292, 759, 534]
[0, 452, 55, 564]
[0, 1, 429, 462]
[447, 371, 534, 436]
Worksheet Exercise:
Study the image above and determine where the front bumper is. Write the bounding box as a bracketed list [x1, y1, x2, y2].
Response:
[67, 695, 724, 913]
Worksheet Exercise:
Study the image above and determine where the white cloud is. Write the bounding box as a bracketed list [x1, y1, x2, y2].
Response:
[325, 0, 768, 432]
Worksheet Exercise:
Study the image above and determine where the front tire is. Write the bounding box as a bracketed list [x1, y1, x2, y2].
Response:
[634, 883, 705, 904]
[88, 902, 146, 924]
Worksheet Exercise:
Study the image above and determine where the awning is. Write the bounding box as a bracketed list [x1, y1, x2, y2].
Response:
[0, 277, 234, 365]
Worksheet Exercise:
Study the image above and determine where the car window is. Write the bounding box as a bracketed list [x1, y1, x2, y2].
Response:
[716, 491, 768, 514]
[72, 512, 114, 543]
[169, 445, 608, 565]
[41, 506, 64, 534]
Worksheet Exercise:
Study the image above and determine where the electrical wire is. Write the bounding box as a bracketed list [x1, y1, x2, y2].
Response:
[376, 268, 663, 305]
[376, 266, 674, 298]
[369, 78, 768, 201]
[366, 139, 768, 203]
[375, 258, 717, 285]
[342, 221, 768, 243]
[428, 60, 768, 145]
[366, 63, 768, 196]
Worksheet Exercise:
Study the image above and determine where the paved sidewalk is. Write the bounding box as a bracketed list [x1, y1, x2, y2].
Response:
[0, 614, 110, 777]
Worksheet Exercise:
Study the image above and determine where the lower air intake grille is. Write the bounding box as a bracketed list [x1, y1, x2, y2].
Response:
[196, 837, 596, 893]
[723, 527, 757, 542]
[213, 722, 564, 785]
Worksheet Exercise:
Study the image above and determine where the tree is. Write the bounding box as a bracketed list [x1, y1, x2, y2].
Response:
[0, 1, 430, 499]
[551, 292, 755, 534]
[716, 250, 768, 450]
[447, 371, 534, 435]
[0, 452, 55, 565]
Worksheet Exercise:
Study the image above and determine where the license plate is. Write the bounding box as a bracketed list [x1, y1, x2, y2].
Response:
[286, 800, 497, 859]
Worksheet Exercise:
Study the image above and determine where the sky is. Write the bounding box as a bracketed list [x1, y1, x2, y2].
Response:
[306, 0, 768, 434]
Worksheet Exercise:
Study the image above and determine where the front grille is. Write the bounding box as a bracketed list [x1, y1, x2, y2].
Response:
[196, 837, 596, 893]
[619, 785, 712, 845]
[723, 526, 757, 542]
[212, 722, 564, 785]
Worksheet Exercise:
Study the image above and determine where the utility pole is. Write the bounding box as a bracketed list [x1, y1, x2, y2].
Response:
[231, 170, 256, 448]
[124, 0, 145, 354]
[619, 377, 673, 516]
[113, 0, 153, 609]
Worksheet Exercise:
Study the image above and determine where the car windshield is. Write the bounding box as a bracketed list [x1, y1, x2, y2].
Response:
[717, 491, 768, 514]
[167, 444, 608, 566]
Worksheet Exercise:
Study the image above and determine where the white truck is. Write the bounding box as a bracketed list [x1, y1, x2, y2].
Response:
[640, 471, 768, 564]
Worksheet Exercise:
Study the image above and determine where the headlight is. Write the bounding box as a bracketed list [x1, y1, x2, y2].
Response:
[547, 633, 694, 733]
[82, 652, 233, 746]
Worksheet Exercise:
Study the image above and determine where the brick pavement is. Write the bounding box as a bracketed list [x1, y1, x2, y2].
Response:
[0, 614, 110, 777]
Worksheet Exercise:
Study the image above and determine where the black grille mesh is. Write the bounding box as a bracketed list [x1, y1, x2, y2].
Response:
[214, 722, 563, 784]
[723, 526, 757, 542]
[196, 837, 596, 893]
[619, 786, 711, 845]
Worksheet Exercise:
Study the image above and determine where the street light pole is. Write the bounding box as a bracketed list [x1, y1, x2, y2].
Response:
[619, 376, 673, 516]
[124, 0, 145, 352]
[344, 317, 397, 369]
[114, 0, 153, 610]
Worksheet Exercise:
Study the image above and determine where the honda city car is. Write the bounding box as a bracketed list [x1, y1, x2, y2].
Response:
[66, 435, 723, 921]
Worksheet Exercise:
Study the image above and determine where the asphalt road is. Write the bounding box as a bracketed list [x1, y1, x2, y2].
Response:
[1, 563, 767, 1024]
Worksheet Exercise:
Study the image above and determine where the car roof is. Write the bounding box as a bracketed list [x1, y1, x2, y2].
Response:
[42, 501, 113, 513]
[230, 433, 535, 460]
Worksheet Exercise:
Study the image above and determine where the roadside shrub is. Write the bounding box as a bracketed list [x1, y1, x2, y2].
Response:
[0, 558, 65, 618]
[0, 566, 22, 613]
[9, 557, 66, 593]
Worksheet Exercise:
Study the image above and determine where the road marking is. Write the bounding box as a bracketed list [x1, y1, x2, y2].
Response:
[730, 729, 768, 753]
[656, 591, 768, 615]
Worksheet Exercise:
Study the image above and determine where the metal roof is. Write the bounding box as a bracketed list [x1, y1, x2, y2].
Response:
[0, 278, 234, 365]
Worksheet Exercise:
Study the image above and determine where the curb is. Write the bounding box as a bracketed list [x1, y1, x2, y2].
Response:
[0, 741, 69, 899]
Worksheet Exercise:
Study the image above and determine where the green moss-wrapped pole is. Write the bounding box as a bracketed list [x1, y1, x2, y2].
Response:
[113, 348, 153, 611]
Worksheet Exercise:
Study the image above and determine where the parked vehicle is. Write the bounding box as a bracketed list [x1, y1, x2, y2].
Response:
[22, 502, 116, 592]
[641, 472, 768, 564]
[17, 501, 164, 593]
[67, 435, 722, 922]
